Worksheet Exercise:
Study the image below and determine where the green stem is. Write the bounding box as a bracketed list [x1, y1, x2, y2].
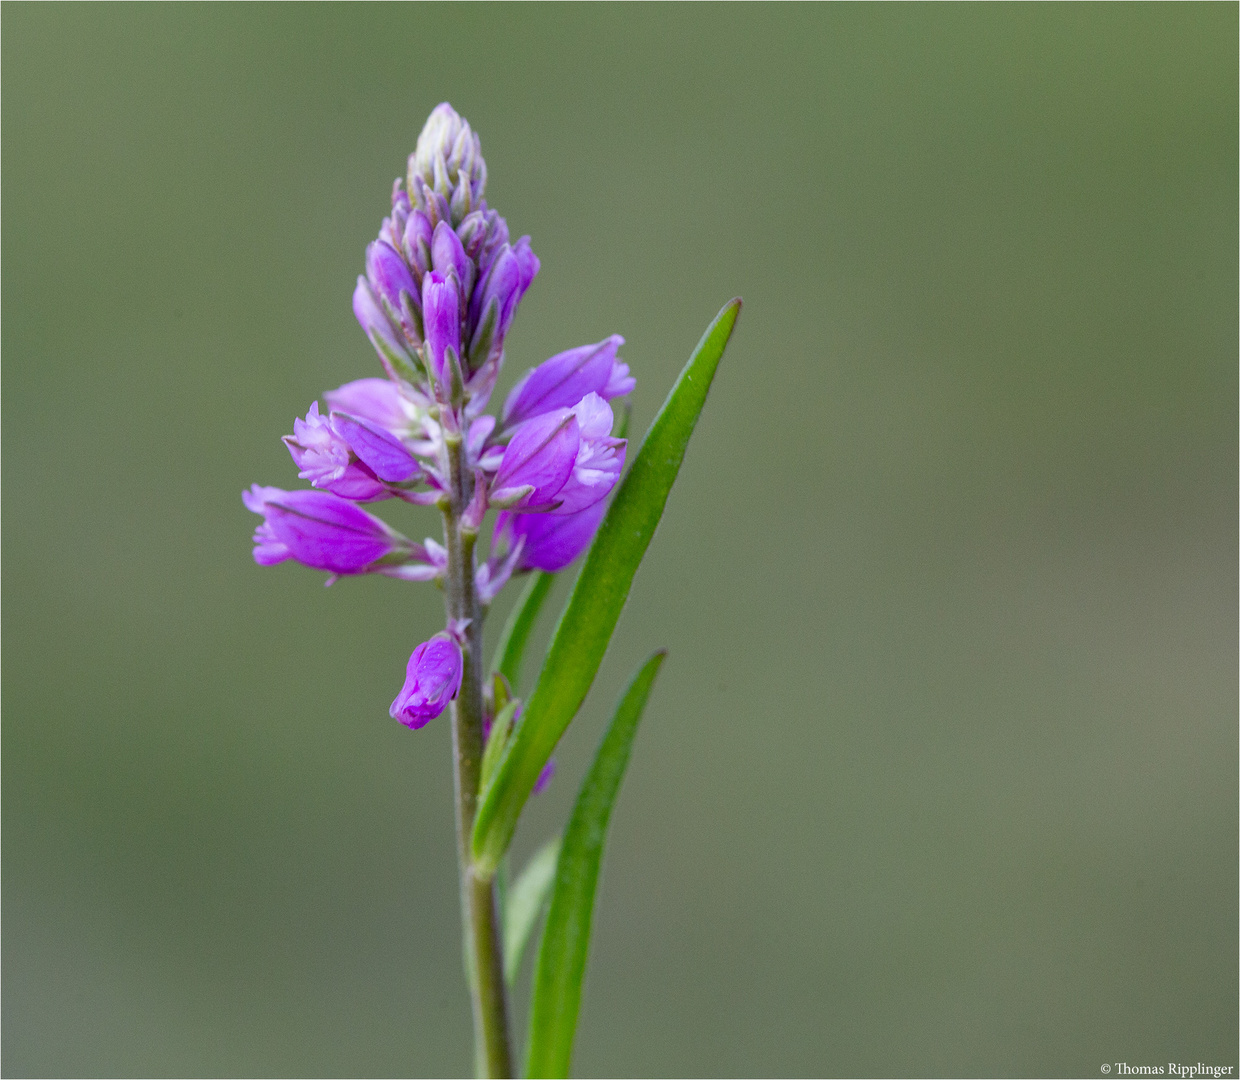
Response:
[442, 433, 514, 1079]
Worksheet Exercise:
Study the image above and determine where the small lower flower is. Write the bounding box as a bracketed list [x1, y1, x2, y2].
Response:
[391, 633, 463, 729]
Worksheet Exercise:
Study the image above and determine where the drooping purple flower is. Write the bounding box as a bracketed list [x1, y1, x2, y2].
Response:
[490, 409, 580, 511]
[494, 496, 608, 573]
[283, 402, 390, 502]
[548, 393, 626, 515]
[502, 335, 630, 428]
[242, 485, 415, 575]
[422, 270, 461, 395]
[390, 633, 463, 729]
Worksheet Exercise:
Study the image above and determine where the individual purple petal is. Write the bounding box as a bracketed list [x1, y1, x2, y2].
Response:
[602, 358, 635, 399]
[403, 210, 433, 279]
[323, 378, 423, 437]
[466, 414, 496, 461]
[494, 496, 607, 573]
[243, 485, 293, 565]
[549, 393, 626, 515]
[422, 270, 461, 393]
[353, 276, 417, 379]
[390, 633, 463, 729]
[284, 402, 350, 485]
[512, 235, 540, 300]
[468, 244, 520, 343]
[431, 220, 473, 299]
[330, 412, 420, 483]
[242, 486, 405, 574]
[490, 410, 580, 511]
[365, 240, 417, 315]
[501, 335, 625, 427]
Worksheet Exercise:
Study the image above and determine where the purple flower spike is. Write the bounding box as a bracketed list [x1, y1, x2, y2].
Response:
[491, 410, 580, 511]
[550, 393, 626, 514]
[422, 270, 461, 394]
[494, 496, 608, 573]
[390, 633, 463, 729]
[242, 485, 408, 574]
[502, 335, 627, 427]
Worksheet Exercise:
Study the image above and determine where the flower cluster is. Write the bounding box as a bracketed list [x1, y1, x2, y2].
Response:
[244, 103, 633, 732]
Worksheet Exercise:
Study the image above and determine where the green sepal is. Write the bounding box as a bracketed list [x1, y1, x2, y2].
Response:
[469, 295, 500, 371]
[480, 700, 518, 796]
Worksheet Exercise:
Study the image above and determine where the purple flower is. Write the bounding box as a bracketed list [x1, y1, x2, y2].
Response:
[283, 402, 390, 501]
[243, 485, 415, 575]
[549, 393, 626, 515]
[422, 270, 461, 395]
[490, 409, 580, 511]
[391, 633, 463, 729]
[494, 497, 608, 573]
[502, 335, 631, 427]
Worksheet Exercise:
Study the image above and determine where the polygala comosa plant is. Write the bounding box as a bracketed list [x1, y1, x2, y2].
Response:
[244, 103, 739, 1078]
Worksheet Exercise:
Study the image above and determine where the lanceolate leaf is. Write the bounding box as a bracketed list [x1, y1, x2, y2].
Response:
[503, 835, 562, 988]
[472, 299, 741, 873]
[524, 651, 666, 1079]
[491, 570, 556, 693]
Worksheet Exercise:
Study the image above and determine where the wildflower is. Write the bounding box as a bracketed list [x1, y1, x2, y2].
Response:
[391, 633, 464, 728]
[242, 485, 432, 578]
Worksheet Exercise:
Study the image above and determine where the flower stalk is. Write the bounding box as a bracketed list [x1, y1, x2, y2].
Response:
[442, 437, 514, 1078]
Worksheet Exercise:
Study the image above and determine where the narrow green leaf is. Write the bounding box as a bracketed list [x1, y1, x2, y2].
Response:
[524, 651, 666, 1079]
[491, 570, 556, 693]
[480, 700, 518, 794]
[503, 836, 562, 988]
[472, 299, 740, 873]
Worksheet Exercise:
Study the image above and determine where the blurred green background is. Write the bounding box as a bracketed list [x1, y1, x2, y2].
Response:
[3, 5, 1236, 1077]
